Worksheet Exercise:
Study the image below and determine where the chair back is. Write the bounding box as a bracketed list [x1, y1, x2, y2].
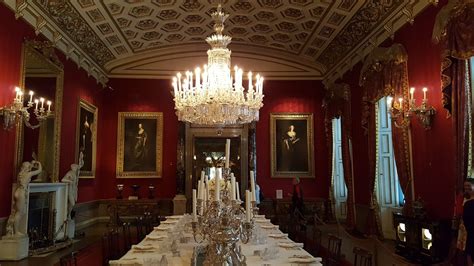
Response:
[102, 229, 120, 265]
[327, 234, 342, 258]
[122, 222, 132, 250]
[136, 216, 146, 241]
[310, 227, 322, 256]
[59, 251, 77, 266]
[353, 247, 373, 266]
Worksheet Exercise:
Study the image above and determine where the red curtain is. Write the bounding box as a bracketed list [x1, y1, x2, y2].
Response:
[434, 2, 474, 193]
[360, 44, 412, 236]
[323, 83, 356, 230]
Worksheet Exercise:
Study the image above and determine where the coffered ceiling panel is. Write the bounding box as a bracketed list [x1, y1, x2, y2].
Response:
[18, 0, 432, 82]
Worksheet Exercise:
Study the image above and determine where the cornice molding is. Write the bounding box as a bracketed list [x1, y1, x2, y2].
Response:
[1, 0, 108, 86]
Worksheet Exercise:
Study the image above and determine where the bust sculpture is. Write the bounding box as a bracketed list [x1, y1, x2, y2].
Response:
[5, 160, 42, 237]
[61, 152, 84, 219]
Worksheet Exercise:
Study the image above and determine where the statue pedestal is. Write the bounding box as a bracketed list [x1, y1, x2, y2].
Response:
[0, 236, 29, 260]
[67, 219, 75, 239]
[173, 194, 187, 215]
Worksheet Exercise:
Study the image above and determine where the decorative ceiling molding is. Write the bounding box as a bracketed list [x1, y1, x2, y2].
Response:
[1, 0, 436, 84]
[1, 0, 109, 85]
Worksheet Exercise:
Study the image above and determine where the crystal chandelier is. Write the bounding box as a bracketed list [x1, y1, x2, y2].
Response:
[171, 4, 264, 125]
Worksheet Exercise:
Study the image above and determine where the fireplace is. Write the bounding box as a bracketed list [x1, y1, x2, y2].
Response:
[26, 183, 68, 243]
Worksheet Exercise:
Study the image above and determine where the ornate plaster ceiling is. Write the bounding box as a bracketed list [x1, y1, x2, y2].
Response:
[4, 0, 435, 84]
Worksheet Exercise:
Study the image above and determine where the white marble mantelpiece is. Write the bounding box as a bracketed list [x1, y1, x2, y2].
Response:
[27, 182, 68, 240]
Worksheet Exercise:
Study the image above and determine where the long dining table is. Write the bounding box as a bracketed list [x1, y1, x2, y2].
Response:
[110, 214, 323, 265]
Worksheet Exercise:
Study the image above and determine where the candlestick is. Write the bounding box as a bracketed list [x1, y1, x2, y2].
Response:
[34, 99, 39, 110]
[47, 101, 52, 112]
[192, 189, 197, 222]
[40, 97, 45, 109]
[14, 87, 20, 100]
[235, 181, 240, 201]
[215, 170, 220, 201]
[410, 87, 415, 100]
[250, 171, 256, 202]
[231, 174, 236, 201]
[398, 98, 403, 110]
[245, 190, 251, 222]
[423, 87, 427, 101]
[225, 139, 230, 168]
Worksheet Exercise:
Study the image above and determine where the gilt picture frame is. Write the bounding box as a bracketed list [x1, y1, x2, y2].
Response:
[76, 99, 97, 178]
[270, 113, 314, 178]
[116, 112, 163, 178]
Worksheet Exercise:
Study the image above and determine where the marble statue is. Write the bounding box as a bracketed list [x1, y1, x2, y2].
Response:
[6, 160, 42, 237]
[61, 152, 84, 218]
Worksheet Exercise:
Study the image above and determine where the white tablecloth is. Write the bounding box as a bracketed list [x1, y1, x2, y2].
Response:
[110, 215, 323, 265]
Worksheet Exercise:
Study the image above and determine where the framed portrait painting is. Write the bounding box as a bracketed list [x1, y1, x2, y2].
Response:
[76, 99, 98, 178]
[116, 112, 163, 178]
[270, 113, 315, 178]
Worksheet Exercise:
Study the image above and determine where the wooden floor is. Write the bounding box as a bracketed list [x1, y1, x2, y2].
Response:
[0, 223, 108, 266]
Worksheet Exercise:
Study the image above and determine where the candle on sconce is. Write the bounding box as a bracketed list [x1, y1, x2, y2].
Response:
[47, 101, 52, 112]
[422, 87, 428, 101]
[40, 98, 45, 109]
[225, 139, 230, 168]
[14, 87, 20, 100]
[29, 91, 34, 103]
[410, 87, 415, 100]
[386, 96, 393, 108]
[18, 91, 24, 102]
[398, 98, 403, 110]
[34, 99, 39, 110]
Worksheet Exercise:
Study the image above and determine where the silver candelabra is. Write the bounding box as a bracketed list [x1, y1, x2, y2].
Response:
[191, 168, 257, 266]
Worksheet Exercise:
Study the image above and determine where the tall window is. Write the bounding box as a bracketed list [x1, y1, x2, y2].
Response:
[332, 118, 347, 220]
[376, 97, 405, 238]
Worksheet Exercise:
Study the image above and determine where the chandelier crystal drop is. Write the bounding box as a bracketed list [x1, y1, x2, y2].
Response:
[171, 4, 264, 125]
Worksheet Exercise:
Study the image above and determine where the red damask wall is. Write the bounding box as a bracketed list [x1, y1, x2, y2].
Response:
[342, 3, 455, 219]
[96, 79, 178, 200]
[0, 5, 104, 217]
[256, 80, 330, 199]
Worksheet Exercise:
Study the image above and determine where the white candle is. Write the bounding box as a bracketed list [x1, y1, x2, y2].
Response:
[225, 139, 231, 168]
[197, 180, 202, 200]
[235, 181, 240, 201]
[250, 171, 256, 202]
[215, 170, 220, 201]
[40, 97, 45, 109]
[192, 189, 197, 221]
[423, 87, 427, 101]
[14, 87, 20, 100]
[398, 98, 403, 110]
[245, 190, 251, 222]
[29, 91, 34, 103]
[47, 101, 52, 112]
[34, 99, 39, 110]
[248, 72, 253, 91]
[410, 87, 415, 100]
[231, 173, 236, 201]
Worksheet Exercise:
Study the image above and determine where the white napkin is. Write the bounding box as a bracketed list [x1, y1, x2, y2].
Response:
[153, 226, 171, 231]
[146, 235, 166, 241]
[166, 215, 182, 219]
[278, 242, 304, 248]
[255, 218, 269, 223]
[161, 220, 177, 224]
[261, 225, 279, 229]
[288, 257, 318, 263]
[109, 258, 140, 265]
[131, 245, 155, 253]
[268, 233, 288, 239]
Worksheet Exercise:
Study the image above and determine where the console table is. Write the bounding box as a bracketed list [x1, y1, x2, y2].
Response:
[106, 199, 173, 227]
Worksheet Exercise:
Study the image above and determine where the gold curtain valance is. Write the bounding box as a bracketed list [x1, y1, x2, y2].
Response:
[432, 0, 474, 59]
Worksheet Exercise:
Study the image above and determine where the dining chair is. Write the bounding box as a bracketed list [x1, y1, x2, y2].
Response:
[102, 229, 120, 265]
[135, 216, 146, 241]
[309, 227, 322, 256]
[122, 222, 132, 252]
[325, 234, 342, 265]
[353, 247, 373, 266]
[59, 251, 78, 266]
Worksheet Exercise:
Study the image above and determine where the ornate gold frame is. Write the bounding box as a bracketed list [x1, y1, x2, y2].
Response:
[116, 112, 163, 178]
[270, 113, 315, 178]
[15, 40, 64, 182]
[76, 99, 98, 178]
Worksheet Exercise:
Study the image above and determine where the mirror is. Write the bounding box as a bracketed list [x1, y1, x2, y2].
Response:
[15, 40, 64, 182]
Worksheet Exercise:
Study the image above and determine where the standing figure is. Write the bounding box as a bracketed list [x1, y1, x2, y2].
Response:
[133, 123, 148, 169]
[61, 152, 84, 218]
[281, 125, 300, 171]
[6, 160, 42, 237]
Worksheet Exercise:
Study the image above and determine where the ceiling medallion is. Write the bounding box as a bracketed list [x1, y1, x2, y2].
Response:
[171, 4, 264, 125]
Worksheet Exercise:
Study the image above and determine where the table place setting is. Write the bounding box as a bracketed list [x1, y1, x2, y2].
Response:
[145, 235, 166, 241]
[261, 224, 280, 230]
[268, 233, 288, 239]
[131, 245, 157, 253]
